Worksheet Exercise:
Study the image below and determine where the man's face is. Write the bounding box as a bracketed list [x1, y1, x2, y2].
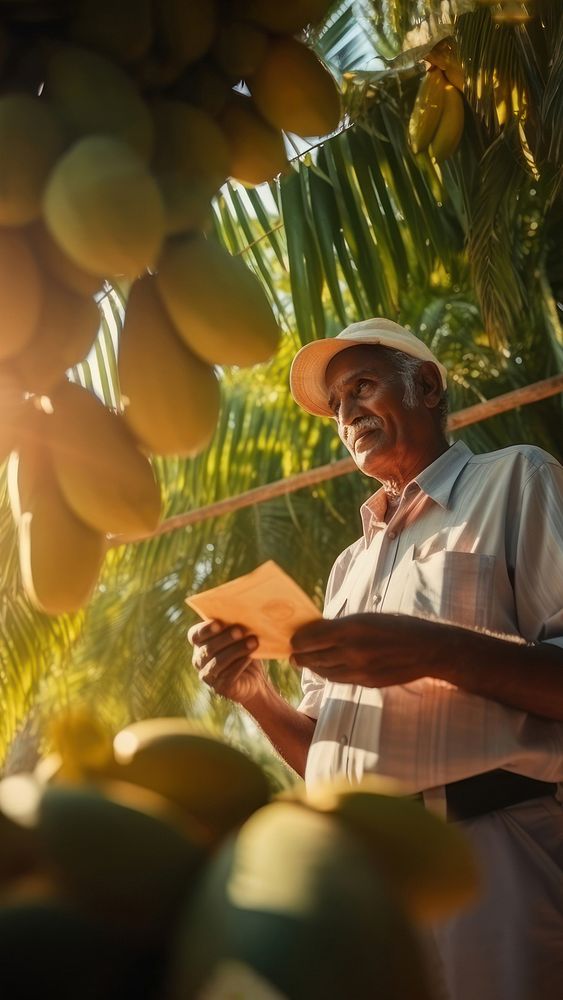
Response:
[325, 346, 429, 480]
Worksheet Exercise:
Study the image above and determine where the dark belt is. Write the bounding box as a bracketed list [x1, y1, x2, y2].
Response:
[442, 769, 557, 822]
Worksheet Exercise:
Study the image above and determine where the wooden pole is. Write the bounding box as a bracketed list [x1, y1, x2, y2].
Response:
[115, 373, 563, 545]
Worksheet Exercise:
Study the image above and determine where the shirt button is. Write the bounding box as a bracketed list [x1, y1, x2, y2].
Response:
[388, 531, 397, 540]
[339, 734, 348, 746]
[372, 594, 382, 606]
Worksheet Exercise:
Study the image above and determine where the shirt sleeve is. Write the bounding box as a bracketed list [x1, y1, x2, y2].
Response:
[514, 458, 563, 646]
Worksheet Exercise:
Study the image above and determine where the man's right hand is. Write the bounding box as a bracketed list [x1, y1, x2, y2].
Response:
[187, 619, 267, 706]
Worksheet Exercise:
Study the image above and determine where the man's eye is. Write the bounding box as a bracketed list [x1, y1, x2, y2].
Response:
[356, 380, 371, 394]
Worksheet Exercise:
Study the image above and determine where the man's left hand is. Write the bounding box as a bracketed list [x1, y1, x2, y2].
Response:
[290, 613, 441, 687]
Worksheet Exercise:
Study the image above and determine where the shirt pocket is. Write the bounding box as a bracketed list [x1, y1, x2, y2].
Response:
[398, 549, 496, 631]
[323, 590, 348, 620]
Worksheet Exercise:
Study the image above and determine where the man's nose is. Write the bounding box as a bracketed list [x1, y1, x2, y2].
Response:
[338, 395, 364, 427]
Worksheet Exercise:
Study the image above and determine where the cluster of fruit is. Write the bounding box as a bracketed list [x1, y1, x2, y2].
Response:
[0, 0, 342, 614]
[0, 711, 479, 998]
[408, 41, 465, 162]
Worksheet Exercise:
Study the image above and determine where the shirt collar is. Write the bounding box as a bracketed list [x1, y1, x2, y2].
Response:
[360, 439, 473, 540]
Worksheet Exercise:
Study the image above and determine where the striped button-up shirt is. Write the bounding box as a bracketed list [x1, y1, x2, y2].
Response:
[299, 440, 563, 792]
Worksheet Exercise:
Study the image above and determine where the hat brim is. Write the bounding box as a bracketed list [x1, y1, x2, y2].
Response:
[289, 336, 447, 417]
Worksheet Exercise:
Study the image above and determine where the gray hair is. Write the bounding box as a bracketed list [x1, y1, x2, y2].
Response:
[376, 346, 449, 430]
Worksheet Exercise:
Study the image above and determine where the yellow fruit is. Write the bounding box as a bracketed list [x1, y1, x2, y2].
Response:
[232, 0, 333, 34]
[301, 778, 479, 922]
[35, 783, 208, 940]
[18, 472, 106, 614]
[45, 44, 153, 159]
[0, 95, 65, 226]
[156, 235, 281, 366]
[119, 276, 220, 456]
[0, 368, 25, 463]
[426, 38, 465, 92]
[112, 718, 271, 840]
[408, 68, 446, 154]
[14, 281, 100, 395]
[219, 95, 289, 185]
[47, 379, 162, 536]
[0, 229, 43, 360]
[69, 0, 153, 65]
[211, 19, 268, 80]
[43, 136, 165, 280]
[251, 36, 341, 137]
[150, 100, 230, 233]
[29, 221, 102, 297]
[429, 82, 465, 162]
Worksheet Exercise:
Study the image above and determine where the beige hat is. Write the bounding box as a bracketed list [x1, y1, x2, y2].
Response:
[289, 318, 448, 416]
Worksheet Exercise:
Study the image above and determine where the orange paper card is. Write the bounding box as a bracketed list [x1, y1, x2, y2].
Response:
[186, 560, 321, 659]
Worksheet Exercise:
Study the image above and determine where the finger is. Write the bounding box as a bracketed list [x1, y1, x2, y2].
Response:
[187, 618, 224, 646]
[213, 657, 255, 695]
[289, 646, 345, 669]
[194, 632, 258, 673]
[200, 653, 252, 689]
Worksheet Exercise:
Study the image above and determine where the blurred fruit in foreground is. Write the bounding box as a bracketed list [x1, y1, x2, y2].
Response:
[220, 95, 289, 186]
[0, 369, 25, 462]
[168, 800, 435, 1000]
[47, 707, 113, 776]
[156, 235, 281, 366]
[69, 0, 153, 66]
[251, 36, 341, 137]
[297, 777, 480, 921]
[29, 221, 103, 298]
[150, 99, 230, 233]
[13, 280, 100, 394]
[0, 94, 65, 226]
[43, 136, 165, 280]
[119, 276, 221, 457]
[0, 228, 44, 360]
[112, 717, 272, 841]
[47, 379, 162, 536]
[18, 463, 106, 615]
[45, 44, 154, 159]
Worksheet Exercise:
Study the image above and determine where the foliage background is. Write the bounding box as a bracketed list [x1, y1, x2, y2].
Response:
[1, 0, 561, 782]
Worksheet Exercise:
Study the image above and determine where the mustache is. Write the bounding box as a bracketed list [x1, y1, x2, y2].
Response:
[344, 416, 382, 447]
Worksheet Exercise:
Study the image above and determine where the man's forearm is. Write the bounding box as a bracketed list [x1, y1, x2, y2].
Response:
[242, 683, 316, 778]
[433, 623, 563, 721]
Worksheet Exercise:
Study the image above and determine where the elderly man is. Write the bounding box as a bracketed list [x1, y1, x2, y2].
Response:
[188, 319, 563, 1000]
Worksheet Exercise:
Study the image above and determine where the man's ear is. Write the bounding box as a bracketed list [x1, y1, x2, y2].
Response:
[417, 361, 443, 409]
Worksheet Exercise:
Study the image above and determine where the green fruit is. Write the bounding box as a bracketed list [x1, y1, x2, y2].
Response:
[251, 36, 341, 137]
[43, 136, 165, 280]
[36, 783, 207, 940]
[46, 44, 153, 159]
[429, 83, 465, 162]
[0, 94, 65, 226]
[301, 778, 480, 922]
[156, 234, 280, 367]
[112, 718, 271, 840]
[169, 801, 434, 999]
[119, 276, 221, 456]
[150, 100, 230, 233]
[47, 379, 162, 537]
